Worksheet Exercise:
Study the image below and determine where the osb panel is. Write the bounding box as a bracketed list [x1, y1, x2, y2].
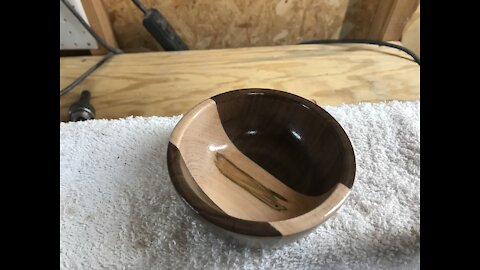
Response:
[102, 0, 381, 52]
[340, 0, 380, 38]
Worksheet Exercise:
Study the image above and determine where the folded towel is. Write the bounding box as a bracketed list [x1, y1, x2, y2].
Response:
[60, 100, 420, 269]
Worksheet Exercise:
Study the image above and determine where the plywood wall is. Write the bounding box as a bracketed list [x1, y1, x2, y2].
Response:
[101, 0, 384, 52]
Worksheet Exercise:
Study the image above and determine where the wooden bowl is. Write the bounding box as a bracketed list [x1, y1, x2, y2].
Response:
[167, 88, 355, 240]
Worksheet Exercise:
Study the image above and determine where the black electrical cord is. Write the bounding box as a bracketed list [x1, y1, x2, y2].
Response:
[299, 39, 420, 65]
[132, 0, 148, 14]
[60, 52, 114, 97]
[60, 0, 124, 97]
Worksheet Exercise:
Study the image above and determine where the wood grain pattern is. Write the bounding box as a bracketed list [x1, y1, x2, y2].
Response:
[81, 0, 119, 55]
[59, 44, 420, 121]
[168, 89, 356, 236]
[167, 142, 282, 236]
[101, 0, 381, 51]
[401, 5, 420, 57]
[169, 98, 325, 222]
[270, 183, 350, 235]
[212, 89, 355, 195]
[368, 0, 419, 41]
[215, 152, 288, 211]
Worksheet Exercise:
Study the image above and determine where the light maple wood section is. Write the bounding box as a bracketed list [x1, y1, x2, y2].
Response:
[170, 99, 326, 222]
[269, 183, 350, 235]
[368, 0, 419, 41]
[81, 0, 118, 55]
[59, 44, 419, 121]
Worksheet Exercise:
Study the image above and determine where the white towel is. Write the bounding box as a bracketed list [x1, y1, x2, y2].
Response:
[60, 100, 420, 270]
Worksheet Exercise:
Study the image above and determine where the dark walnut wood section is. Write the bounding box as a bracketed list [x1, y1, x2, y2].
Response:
[212, 89, 355, 195]
[167, 88, 356, 237]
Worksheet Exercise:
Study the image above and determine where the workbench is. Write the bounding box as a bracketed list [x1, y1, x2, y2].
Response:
[60, 44, 419, 122]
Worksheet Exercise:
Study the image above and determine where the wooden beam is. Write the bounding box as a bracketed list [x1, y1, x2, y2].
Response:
[81, 0, 118, 55]
[60, 44, 419, 121]
[368, 0, 419, 41]
[401, 5, 420, 57]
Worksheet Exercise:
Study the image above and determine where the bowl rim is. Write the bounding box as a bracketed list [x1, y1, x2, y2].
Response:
[167, 88, 356, 237]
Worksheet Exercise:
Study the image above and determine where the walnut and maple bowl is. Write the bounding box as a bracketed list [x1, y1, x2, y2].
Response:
[167, 88, 356, 244]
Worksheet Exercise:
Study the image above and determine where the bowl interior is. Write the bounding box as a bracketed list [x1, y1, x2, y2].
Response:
[168, 89, 355, 233]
